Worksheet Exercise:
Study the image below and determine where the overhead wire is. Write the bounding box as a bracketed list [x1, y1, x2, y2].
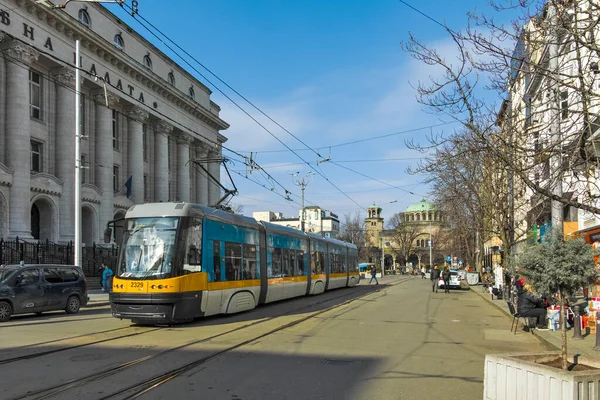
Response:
[114, 1, 366, 210]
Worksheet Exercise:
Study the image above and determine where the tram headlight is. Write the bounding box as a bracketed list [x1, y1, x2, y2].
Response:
[120, 284, 124, 289]
[151, 285, 156, 289]
[158, 285, 163, 289]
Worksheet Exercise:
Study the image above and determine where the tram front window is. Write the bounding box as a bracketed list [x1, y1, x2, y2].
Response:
[118, 217, 179, 279]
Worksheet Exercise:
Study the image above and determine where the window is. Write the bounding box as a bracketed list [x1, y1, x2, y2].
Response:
[243, 245, 257, 280]
[283, 248, 292, 277]
[168, 72, 175, 86]
[188, 86, 195, 100]
[271, 247, 282, 278]
[16, 269, 39, 286]
[81, 154, 86, 184]
[43, 268, 63, 284]
[561, 90, 568, 120]
[143, 174, 148, 202]
[113, 34, 124, 50]
[113, 165, 119, 192]
[31, 141, 42, 172]
[212, 240, 221, 282]
[112, 110, 118, 149]
[80, 97, 86, 135]
[143, 54, 152, 70]
[184, 218, 202, 273]
[225, 242, 242, 281]
[78, 9, 90, 28]
[295, 250, 304, 276]
[29, 69, 42, 120]
[62, 268, 80, 282]
[142, 124, 148, 161]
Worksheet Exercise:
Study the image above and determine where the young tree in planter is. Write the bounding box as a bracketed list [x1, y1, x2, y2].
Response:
[518, 230, 597, 370]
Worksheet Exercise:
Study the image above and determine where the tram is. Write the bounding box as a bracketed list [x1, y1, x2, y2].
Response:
[107, 202, 360, 324]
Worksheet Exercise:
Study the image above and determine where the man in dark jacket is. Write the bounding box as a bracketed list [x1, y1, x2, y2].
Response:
[517, 285, 548, 329]
[430, 265, 441, 293]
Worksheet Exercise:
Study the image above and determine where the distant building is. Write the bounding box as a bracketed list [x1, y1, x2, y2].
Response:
[253, 206, 340, 238]
[365, 200, 444, 268]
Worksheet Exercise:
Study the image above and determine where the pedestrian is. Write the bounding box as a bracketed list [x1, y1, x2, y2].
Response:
[421, 266, 426, 279]
[101, 264, 114, 293]
[430, 264, 441, 293]
[442, 266, 451, 293]
[369, 265, 379, 285]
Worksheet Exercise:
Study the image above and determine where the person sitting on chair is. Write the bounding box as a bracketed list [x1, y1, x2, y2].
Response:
[517, 284, 549, 330]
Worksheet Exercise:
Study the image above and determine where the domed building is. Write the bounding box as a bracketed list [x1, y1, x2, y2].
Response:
[365, 200, 444, 270]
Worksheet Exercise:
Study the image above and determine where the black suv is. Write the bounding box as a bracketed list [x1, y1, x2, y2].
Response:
[0, 264, 88, 322]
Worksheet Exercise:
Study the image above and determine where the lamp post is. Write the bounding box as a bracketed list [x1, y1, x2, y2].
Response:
[380, 237, 384, 277]
[429, 221, 433, 267]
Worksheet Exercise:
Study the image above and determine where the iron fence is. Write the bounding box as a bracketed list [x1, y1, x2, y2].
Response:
[0, 237, 118, 277]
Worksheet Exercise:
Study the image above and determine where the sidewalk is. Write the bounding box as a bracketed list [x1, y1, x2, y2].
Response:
[85, 289, 110, 307]
[471, 284, 600, 360]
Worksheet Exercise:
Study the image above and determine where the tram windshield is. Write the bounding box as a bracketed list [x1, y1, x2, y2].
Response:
[117, 217, 179, 279]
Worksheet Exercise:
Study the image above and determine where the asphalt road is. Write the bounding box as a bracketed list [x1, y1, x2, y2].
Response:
[0, 277, 545, 400]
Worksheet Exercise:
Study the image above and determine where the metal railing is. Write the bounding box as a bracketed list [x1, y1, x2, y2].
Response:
[0, 238, 118, 277]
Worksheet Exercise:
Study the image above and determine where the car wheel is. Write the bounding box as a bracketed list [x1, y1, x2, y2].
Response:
[65, 296, 81, 314]
[0, 301, 12, 322]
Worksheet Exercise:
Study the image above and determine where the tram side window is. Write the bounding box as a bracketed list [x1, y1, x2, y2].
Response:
[271, 247, 282, 278]
[225, 242, 242, 281]
[282, 248, 292, 277]
[296, 251, 304, 276]
[212, 241, 221, 282]
[184, 218, 202, 274]
[243, 244, 257, 280]
[318, 252, 325, 274]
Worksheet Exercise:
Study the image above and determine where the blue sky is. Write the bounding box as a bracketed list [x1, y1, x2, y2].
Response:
[107, 0, 518, 222]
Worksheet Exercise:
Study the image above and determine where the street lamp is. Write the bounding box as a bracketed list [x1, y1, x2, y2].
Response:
[292, 172, 315, 232]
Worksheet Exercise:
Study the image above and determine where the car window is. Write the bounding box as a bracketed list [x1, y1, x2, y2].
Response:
[62, 268, 80, 282]
[16, 269, 40, 286]
[44, 268, 64, 284]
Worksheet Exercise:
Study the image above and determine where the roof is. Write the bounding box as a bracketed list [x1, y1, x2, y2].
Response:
[405, 199, 436, 213]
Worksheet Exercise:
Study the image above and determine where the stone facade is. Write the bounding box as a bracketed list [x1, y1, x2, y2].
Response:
[0, 0, 229, 244]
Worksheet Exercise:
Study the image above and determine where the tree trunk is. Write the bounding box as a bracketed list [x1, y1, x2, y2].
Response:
[559, 291, 568, 370]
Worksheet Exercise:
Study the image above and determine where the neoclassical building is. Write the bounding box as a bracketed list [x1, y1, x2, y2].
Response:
[365, 200, 444, 267]
[0, 0, 228, 244]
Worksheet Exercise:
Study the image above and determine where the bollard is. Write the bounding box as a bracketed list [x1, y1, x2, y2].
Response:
[573, 305, 583, 340]
[595, 312, 600, 351]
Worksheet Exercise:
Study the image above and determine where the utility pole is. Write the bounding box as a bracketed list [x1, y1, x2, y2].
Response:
[292, 172, 314, 232]
[74, 39, 81, 267]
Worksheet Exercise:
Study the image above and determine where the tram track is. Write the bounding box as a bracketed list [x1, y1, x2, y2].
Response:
[0, 326, 162, 366]
[9, 278, 411, 400]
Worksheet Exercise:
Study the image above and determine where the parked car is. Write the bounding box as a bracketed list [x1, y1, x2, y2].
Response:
[0, 264, 88, 322]
[438, 271, 469, 290]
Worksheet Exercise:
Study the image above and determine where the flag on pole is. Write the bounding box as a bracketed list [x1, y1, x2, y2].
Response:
[124, 175, 132, 199]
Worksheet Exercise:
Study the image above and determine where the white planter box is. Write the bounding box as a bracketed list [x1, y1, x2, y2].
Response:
[484, 352, 600, 400]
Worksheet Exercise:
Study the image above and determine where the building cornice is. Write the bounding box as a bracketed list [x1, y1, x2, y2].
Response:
[23, 1, 229, 132]
[31, 172, 63, 197]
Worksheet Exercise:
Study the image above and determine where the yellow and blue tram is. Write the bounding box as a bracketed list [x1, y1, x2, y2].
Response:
[108, 202, 360, 324]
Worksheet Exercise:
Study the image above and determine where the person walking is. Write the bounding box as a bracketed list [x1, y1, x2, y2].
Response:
[430, 265, 441, 292]
[369, 265, 379, 285]
[442, 266, 451, 293]
[101, 264, 114, 293]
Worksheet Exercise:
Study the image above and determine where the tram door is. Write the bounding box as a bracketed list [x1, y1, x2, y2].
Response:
[204, 240, 223, 316]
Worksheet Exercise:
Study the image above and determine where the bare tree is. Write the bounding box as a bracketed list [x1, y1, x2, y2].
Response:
[386, 213, 425, 266]
[403, 0, 600, 263]
[338, 212, 368, 261]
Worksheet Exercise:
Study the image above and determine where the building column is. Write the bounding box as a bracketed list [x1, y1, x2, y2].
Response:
[53, 67, 75, 243]
[127, 107, 148, 203]
[2, 40, 39, 239]
[207, 148, 221, 206]
[154, 121, 171, 202]
[177, 136, 191, 202]
[94, 92, 119, 237]
[195, 144, 209, 205]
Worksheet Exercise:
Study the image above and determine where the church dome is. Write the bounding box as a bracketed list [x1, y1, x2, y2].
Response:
[405, 199, 435, 213]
